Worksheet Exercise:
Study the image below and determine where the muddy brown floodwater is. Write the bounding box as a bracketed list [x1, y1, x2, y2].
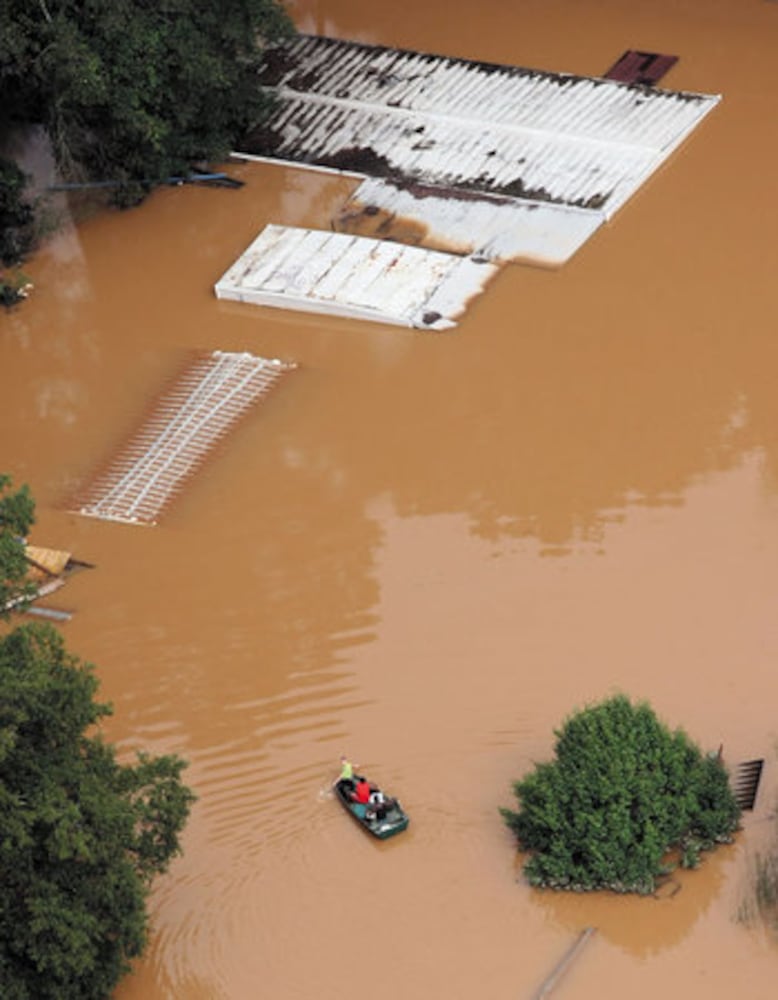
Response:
[2, 0, 778, 997]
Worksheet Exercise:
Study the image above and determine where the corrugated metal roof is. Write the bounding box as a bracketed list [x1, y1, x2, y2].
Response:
[334, 177, 604, 266]
[240, 34, 719, 219]
[72, 352, 296, 525]
[215, 224, 498, 330]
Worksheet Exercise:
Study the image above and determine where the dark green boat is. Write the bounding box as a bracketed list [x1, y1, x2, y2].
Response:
[333, 777, 410, 840]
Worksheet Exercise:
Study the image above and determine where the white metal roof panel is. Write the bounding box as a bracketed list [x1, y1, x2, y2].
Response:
[215, 225, 498, 330]
[241, 35, 720, 220]
[335, 177, 605, 266]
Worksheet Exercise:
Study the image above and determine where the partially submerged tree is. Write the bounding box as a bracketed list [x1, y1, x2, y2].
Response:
[0, 158, 34, 264]
[0, 474, 36, 615]
[0, 624, 196, 999]
[0, 0, 294, 201]
[502, 695, 740, 894]
[0, 160, 36, 307]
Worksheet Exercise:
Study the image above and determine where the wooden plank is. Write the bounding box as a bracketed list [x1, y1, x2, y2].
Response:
[24, 545, 72, 578]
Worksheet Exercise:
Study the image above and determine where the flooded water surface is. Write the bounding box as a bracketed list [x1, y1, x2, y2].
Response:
[2, 1, 778, 997]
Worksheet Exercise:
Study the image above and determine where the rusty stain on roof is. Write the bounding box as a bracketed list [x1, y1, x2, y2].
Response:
[333, 177, 605, 266]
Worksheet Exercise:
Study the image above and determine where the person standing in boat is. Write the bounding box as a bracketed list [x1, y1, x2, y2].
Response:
[337, 755, 361, 795]
[339, 756, 356, 782]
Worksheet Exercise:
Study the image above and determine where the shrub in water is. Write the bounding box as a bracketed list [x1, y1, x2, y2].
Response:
[502, 695, 740, 893]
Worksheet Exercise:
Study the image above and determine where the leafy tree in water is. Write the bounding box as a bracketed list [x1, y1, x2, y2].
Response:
[0, 624, 196, 999]
[0, 161, 35, 306]
[0, 474, 36, 616]
[0, 0, 294, 200]
[502, 695, 740, 894]
[0, 159, 34, 267]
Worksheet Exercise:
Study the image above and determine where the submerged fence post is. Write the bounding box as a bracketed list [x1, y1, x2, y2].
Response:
[531, 927, 597, 1000]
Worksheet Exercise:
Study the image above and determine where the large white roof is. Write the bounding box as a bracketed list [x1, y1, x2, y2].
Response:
[240, 34, 720, 220]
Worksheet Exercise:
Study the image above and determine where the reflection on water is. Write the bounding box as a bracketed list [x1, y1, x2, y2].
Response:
[531, 844, 733, 958]
[3, 1, 778, 998]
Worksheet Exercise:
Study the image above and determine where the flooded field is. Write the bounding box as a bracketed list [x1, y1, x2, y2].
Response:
[2, 0, 778, 997]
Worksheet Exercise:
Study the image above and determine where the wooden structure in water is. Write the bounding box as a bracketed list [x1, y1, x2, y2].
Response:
[733, 759, 765, 811]
[604, 50, 679, 86]
[1, 545, 93, 621]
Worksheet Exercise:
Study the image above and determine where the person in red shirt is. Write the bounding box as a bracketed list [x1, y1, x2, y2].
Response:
[352, 778, 371, 804]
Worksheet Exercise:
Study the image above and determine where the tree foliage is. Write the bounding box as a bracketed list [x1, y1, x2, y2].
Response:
[0, 474, 36, 617]
[0, 159, 34, 268]
[0, 0, 294, 197]
[0, 159, 35, 307]
[0, 624, 196, 999]
[502, 695, 740, 894]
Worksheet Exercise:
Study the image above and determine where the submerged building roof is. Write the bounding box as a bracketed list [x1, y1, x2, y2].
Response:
[215, 224, 498, 330]
[72, 351, 296, 525]
[240, 34, 720, 220]
[222, 35, 719, 325]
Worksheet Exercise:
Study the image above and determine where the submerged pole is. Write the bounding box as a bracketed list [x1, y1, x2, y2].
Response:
[532, 927, 596, 999]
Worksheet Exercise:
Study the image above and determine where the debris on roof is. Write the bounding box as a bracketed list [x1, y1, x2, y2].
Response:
[71, 351, 296, 525]
[215, 224, 499, 329]
[240, 34, 720, 220]
[604, 51, 679, 87]
[333, 177, 604, 266]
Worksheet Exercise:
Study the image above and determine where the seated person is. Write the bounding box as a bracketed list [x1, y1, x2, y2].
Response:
[366, 802, 387, 821]
[351, 778, 371, 804]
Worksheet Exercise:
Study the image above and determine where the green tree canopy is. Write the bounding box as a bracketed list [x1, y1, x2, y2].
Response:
[0, 474, 36, 616]
[0, 159, 34, 269]
[0, 0, 293, 196]
[0, 624, 195, 999]
[502, 695, 740, 894]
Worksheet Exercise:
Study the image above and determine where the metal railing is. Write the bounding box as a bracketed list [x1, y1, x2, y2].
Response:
[72, 351, 296, 525]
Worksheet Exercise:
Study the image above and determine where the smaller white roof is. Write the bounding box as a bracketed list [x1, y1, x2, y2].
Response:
[215, 225, 498, 330]
[336, 177, 605, 266]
